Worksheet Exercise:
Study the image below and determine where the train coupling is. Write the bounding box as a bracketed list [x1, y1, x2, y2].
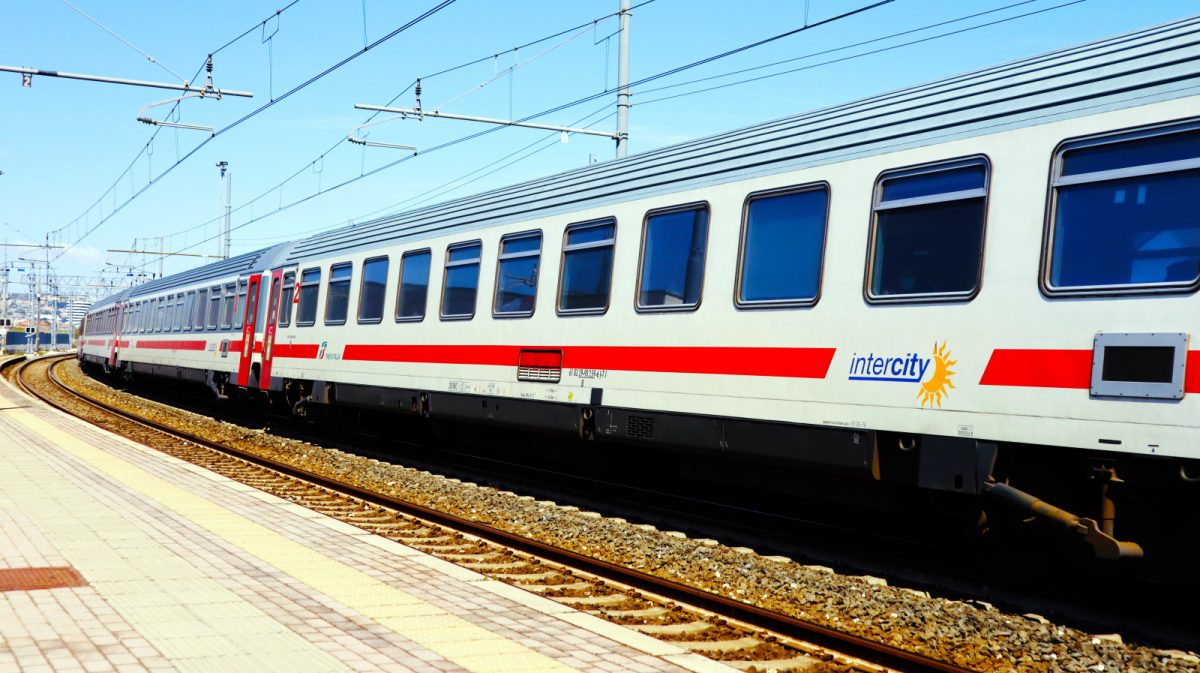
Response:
[981, 481, 1143, 560]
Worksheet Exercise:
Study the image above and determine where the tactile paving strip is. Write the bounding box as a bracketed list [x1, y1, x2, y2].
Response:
[0, 566, 88, 592]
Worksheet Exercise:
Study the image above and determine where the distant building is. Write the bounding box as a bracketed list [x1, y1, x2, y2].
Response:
[66, 300, 90, 326]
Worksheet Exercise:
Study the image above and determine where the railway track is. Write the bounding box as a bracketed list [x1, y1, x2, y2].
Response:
[74, 362, 1199, 653]
[6, 354, 970, 673]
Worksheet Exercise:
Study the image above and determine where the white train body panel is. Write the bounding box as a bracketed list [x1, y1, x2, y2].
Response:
[83, 18, 1200, 480]
[243, 95, 1197, 462]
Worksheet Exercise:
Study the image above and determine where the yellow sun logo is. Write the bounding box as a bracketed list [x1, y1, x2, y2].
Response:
[918, 341, 956, 408]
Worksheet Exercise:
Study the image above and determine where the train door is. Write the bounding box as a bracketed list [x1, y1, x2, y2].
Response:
[107, 302, 123, 367]
[236, 274, 262, 387]
[258, 268, 285, 390]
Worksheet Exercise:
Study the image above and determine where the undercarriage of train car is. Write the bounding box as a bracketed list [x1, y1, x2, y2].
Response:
[79, 358, 1200, 583]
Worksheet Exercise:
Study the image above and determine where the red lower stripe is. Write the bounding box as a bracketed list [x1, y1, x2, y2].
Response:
[274, 343, 320, 359]
[981, 349, 1200, 393]
[340, 344, 835, 378]
[135, 339, 207, 351]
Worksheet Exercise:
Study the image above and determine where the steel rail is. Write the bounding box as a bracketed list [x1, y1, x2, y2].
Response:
[17, 355, 968, 673]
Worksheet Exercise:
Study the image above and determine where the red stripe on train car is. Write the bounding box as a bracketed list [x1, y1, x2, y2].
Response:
[340, 344, 836, 379]
[273, 343, 320, 359]
[981, 349, 1200, 393]
[135, 340, 207, 351]
[228, 341, 264, 354]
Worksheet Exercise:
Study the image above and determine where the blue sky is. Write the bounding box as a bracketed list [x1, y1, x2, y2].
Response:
[1, 0, 1197, 299]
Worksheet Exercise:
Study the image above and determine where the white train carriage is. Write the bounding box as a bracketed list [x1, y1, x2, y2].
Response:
[79, 246, 289, 395]
[84, 17, 1200, 563]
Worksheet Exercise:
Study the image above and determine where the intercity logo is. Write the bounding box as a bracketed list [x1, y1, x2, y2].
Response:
[317, 341, 328, 359]
[848, 341, 956, 408]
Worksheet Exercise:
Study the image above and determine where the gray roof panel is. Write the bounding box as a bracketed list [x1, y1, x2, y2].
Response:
[127, 246, 272, 299]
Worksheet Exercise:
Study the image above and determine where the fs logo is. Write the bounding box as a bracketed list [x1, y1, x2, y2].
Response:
[317, 341, 328, 360]
[847, 341, 957, 408]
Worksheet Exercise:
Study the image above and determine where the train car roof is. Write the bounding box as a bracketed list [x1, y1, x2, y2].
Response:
[282, 15, 1200, 263]
[125, 246, 274, 299]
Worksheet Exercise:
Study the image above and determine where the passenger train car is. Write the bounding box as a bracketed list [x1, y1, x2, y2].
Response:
[81, 18, 1200, 567]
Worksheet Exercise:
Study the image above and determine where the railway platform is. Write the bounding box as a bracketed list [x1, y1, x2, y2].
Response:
[0, 372, 734, 673]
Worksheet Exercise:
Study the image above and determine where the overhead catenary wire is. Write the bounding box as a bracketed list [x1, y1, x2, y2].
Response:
[633, 0, 1045, 98]
[126, 0, 1082, 273]
[142, 103, 618, 256]
[127, 0, 906, 269]
[49, 1, 305, 247]
[145, 1, 669, 248]
[636, 0, 1089, 107]
[53, 0, 456, 262]
[60, 0, 188, 83]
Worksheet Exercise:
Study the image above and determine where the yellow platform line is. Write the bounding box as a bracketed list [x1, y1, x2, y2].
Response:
[12, 410, 580, 673]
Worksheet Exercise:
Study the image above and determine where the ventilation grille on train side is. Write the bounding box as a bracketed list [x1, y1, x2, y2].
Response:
[626, 415, 655, 439]
[517, 349, 562, 384]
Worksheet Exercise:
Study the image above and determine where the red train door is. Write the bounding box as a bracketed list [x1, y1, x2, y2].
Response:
[236, 274, 262, 387]
[107, 303, 123, 367]
[258, 269, 284, 390]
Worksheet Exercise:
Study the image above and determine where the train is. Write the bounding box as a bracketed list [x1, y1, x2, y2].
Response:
[81, 17, 1200, 573]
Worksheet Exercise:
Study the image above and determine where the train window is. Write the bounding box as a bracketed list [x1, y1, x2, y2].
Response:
[736, 184, 829, 307]
[155, 299, 166, 333]
[867, 156, 989, 302]
[355, 257, 389, 324]
[558, 220, 616, 314]
[183, 292, 194, 331]
[441, 242, 482, 320]
[220, 284, 237, 329]
[637, 204, 709, 311]
[173, 295, 185, 331]
[494, 231, 541, 317]
[279, 272, 295, 326]
[1045, 124, 1200, 295]
[296, 268, 321, 326]
[236, 281, 247, 326]
[205, 287, 220, 330]
[325, 263, 353, 325]
[396, 250, 431, 321]
[161, 296, 173, 333]
[194, 289, 207, 330]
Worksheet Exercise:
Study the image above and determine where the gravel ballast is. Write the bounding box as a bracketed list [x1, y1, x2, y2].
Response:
[59, 362, 1199, 673]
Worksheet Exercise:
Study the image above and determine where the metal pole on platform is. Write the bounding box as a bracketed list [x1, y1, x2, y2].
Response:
[1, 240, 7, 354]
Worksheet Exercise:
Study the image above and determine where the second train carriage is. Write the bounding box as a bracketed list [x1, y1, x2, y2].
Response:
[81, 17, 1200, 565]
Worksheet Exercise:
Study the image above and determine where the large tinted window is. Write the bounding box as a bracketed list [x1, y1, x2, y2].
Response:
[441, 242, 481, 319]
[182, 293, 194, 331]
[638, 205, 709, 310]
[220, 284, 237, 328]
[559, 220, 615, 314]
[194, 289, 207, 329]
[207, 287, 221, 329]
[297, 268, 321, 326]
[396, 250, 431, 321]
[868, 158, 989, 301]
[325, 263, 352, 325]
[279, 272, 295, 326]
[358, 257, 389, 323]
[1047, 125, 1200, 294]
[495, 232, 541, 316]
[174, 295, 186, 331]
[738, 185, 829, 306]
[236, 281, 247, 327]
